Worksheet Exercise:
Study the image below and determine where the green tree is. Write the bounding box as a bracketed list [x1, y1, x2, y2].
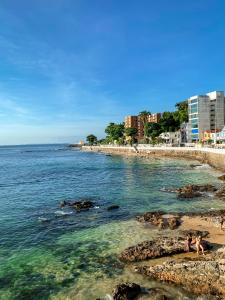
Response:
[105, 122, 125, 143]
[175, 101, 188, 123]
[125, 127, 138, 145]
[145, 122, 163, 141]
[159, 112, 180, 132]
[86, 134, 97, 145]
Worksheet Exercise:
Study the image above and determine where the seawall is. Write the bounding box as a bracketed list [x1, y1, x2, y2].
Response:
[82, 145, 225, 172]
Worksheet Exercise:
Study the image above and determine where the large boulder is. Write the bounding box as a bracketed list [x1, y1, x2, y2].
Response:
[119, 237, 185, 262]
[136, 248, 225, 297]
[112, 282, 141, 300]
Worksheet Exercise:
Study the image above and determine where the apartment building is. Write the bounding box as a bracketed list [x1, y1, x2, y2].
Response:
[188, 91, 225, 142]
[124, 113, 161, 140]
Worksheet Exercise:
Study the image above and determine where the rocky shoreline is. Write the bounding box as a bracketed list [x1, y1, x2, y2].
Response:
[110, 208, 225, 300]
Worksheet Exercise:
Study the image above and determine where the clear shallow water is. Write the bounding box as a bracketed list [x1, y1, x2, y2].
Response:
[0, 144, 224, 300]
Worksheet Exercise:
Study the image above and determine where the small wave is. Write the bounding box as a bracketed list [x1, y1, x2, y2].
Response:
[54, 210, 73, 216]
[94, 206, 100, 209]
[38, 217, 50, 223]
[105, 295, 113, 300]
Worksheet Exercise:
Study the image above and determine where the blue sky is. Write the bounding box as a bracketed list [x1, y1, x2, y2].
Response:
[1, 0, 225, 144]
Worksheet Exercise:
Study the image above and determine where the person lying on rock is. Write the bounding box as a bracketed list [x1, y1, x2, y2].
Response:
[184, 235, 192, 252]
[195, 236, 205, 256]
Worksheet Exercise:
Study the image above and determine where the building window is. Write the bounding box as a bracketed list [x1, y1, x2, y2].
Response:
[190, 103, 198, 114]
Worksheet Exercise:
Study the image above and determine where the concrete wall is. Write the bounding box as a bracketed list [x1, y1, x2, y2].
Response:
[82, 145, 225, 172]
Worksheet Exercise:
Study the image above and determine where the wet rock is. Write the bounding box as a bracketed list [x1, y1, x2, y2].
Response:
[218, 174, 225, 181]
[176, 184, 217, 199]
[190, 164, 203, 168]
[136, 212, 181, 230]
[112, 282, 141, 300]
[119, 237, 185, 262]
[60, 200, 94, 211]
[215, 185, 225, 201]
[179, 229, 209, 238]
[107, 205, 120, 211]
[136, 247, 225, 297]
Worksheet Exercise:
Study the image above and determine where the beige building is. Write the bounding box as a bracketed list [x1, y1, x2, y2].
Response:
[124, 113, 161, 140]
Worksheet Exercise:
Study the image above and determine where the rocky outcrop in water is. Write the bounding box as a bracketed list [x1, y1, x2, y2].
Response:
[112, 282, 141, 300]
[136, 247, 225, 297]
[60, 200, 94, 211]
[215, 185, 225, 201]
[176, 184, 217, 199]
[119, 237, 186, 262]
[136, 212, 181, 230]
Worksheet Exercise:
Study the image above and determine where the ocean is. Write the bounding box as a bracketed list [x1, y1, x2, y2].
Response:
[0, 144, 224, 300]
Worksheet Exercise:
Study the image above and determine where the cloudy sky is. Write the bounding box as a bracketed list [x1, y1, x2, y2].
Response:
[1, 0, 225, 144]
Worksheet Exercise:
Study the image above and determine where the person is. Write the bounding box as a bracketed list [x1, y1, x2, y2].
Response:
[184, 234, 192, 252]
[219, 216, 224, 231]
[195, 236, 205, 255]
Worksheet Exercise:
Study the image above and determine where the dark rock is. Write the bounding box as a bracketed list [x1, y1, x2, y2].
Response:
[179, 229, 209, 238]
[136, 212, 181, 230]
[107, 205, 120, 211]
[215, 185, 225, 201]
[176, 184, 217, 199]
[119, 237, 185, 262]
[112, 282, 141, 300]
[136, 247, 225, 297]
[190, 164, 203, 168]
[60, 200, 94, 211]
[218, 174, 225, 181]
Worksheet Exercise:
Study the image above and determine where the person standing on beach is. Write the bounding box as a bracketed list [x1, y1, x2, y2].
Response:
[196, 236, 205, 255]
[184, 235, 192, 252]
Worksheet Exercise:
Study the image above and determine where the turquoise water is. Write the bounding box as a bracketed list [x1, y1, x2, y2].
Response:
[0, 144, 224, 300]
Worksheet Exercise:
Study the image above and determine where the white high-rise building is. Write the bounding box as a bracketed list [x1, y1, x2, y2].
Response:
[187, 91, 225, 142]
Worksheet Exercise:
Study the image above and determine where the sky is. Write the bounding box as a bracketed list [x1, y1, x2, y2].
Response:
[1, 0, 225, 145]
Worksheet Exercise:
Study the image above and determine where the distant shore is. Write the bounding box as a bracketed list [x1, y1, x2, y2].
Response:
[82, 145, 225, 172]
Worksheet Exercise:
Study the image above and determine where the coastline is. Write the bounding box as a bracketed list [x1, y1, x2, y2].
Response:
[82, 145, 225, 172]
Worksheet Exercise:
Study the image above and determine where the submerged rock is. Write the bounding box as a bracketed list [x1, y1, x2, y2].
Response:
[119, 237, 185, 262]
[107, 205, 120, 211]
[112, 282, 141, 300]
[136, 247, 225, 297]
[136, 212, 181, 230]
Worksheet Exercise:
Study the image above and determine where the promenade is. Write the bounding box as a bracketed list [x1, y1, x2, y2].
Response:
[82, 145, 225, 172]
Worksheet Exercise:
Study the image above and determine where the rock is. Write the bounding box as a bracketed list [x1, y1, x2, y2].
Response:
[136, 248, 225, 297]
[138, 288, 168, 300]
[218, 174, 225, 181]
[107, 205, 120, 211]
[215, 185, 225, 201]
[190, 164, 203, 168]
[136, 212, 181, 230]
[179, 229, 209, 238]
[112, 282, 141, 300]
[176, 184, 217, 199]
[60, 200, 94, 211]
[119, 237, 185, 262]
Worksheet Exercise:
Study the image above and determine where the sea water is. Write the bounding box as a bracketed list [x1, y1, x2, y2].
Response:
[0, 144, 224, 300]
